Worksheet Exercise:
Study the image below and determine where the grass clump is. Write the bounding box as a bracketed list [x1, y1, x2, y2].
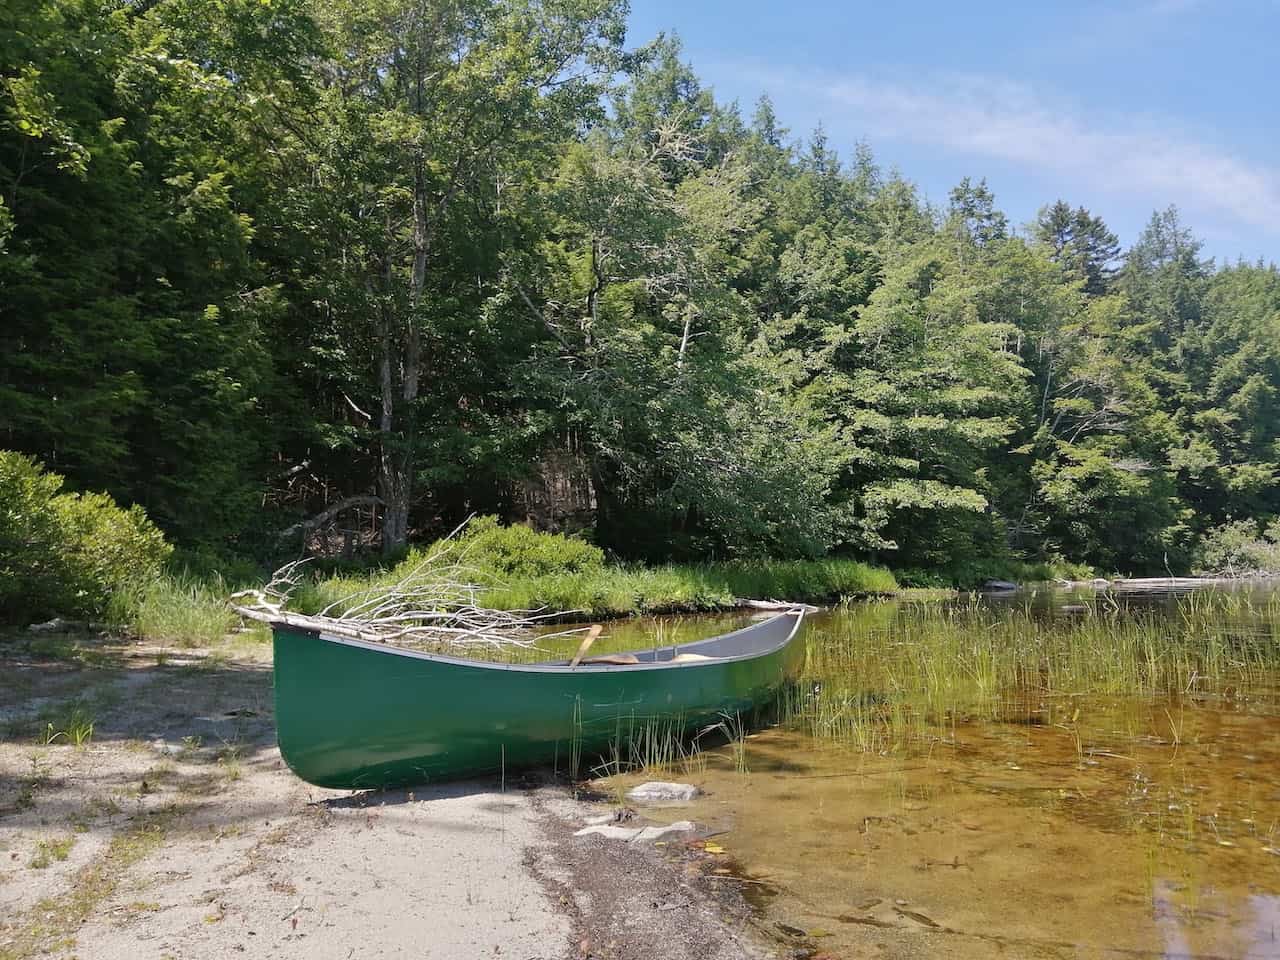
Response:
[107, 571, 237, 647]
[28, 836, 75, 869]
[41, 707, 94, 747]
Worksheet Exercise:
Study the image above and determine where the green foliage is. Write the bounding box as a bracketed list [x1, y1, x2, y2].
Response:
[0, 452, 171, 621]
[1193, 520, 1280, 576]
[416, 516, 605, 580]
[296, 518, 896, 620]
[463, 555, 896, 618]
[0, 0, 292, 547]
[106, 572, 238, 647]
[3, 1, 1278, 580]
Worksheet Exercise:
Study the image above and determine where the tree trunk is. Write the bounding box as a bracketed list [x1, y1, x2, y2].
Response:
[377, 230, 412, 555]
[380, 469, 410, 554]
[377, 149, 430, 555]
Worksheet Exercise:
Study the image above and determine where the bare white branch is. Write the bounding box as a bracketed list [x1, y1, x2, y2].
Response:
[229, 526, 584, 651]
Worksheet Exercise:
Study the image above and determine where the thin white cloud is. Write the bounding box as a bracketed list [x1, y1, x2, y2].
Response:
[769, 70, 1280, 236]
[1138, 0, 1206, 15]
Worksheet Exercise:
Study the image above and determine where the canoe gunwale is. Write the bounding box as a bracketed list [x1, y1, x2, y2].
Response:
[272, 610, 805, 675]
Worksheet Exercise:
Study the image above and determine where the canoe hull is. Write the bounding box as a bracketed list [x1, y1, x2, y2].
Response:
[272, 612, 805, 789]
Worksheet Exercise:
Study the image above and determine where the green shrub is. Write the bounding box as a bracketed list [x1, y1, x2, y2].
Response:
[1194, 520, 1280, 576]
[407, 515, 605, 581]
[0, 451, 171, 621]
[295, 519, 897, 622]
[462, 556, 894, 618]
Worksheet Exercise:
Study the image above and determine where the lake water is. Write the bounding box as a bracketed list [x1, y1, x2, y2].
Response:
[599, 586, 1280, 959]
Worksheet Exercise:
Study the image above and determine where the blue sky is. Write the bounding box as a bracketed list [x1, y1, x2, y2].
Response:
[626, 0, 1280, 264]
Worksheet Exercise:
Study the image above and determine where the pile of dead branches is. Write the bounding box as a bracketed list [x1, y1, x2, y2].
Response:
[230, 534, 581, 651]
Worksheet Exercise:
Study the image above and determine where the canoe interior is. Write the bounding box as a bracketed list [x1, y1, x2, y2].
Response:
[272, 611, 806, 789]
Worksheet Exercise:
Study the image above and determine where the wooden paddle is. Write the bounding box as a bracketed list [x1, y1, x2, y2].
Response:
[569, 624, 603, 668]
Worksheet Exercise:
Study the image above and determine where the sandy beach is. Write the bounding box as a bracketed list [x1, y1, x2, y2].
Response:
[0, 630, 771, 960]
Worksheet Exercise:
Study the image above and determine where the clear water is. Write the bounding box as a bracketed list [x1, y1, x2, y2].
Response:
[602, 585, 1280, 959]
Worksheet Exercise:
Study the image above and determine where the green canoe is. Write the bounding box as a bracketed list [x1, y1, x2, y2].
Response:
[272, 610, 807, 789]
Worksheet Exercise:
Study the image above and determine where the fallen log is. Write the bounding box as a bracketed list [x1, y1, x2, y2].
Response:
[28, 618, 109, 633]
[276, 495, 383, 543]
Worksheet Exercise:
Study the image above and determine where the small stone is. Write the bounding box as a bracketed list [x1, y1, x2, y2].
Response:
[625, 781, 701, 803]
[583, 807, 636, 826]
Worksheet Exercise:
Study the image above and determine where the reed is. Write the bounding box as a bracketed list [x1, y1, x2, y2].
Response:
[779, 592, 1280, 756]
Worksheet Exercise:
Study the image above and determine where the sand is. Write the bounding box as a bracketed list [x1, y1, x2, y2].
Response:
[0, 631, 772, 960]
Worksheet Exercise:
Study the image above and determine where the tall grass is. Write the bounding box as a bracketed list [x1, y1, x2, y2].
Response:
[97, 517, 896, 647]
[782, 591, 1280, 755]
[108, 572, 238, 647]
[296, 557, 897, 621]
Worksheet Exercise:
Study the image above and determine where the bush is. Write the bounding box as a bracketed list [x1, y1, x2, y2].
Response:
[296, 520, 898, 622]
[1193, 520, 1280, 576]
[0, 451, 172, 621]
[410, 515, 605, 581]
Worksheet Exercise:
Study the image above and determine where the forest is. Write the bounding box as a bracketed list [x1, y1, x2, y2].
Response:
[4, 0, 1279, 592]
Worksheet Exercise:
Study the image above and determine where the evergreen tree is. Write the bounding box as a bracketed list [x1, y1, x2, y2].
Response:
[1033, 200, 1121, 295]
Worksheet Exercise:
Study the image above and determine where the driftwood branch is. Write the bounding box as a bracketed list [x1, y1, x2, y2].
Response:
[28, 618, 110, 633]
[232, 529, 586, 651]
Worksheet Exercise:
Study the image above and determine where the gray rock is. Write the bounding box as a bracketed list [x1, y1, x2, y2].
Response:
[625, 781, 701, 803]
[582, 807, 637, 826]
[574, 820, 696, 842]
[981, 579, 1019, 592]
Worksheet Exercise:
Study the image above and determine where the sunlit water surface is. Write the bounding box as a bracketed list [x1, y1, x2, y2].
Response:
[594, 585, 1280, 959]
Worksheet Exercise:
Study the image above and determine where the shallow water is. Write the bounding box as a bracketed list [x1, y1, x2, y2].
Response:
[603, 587, 1280, 959]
